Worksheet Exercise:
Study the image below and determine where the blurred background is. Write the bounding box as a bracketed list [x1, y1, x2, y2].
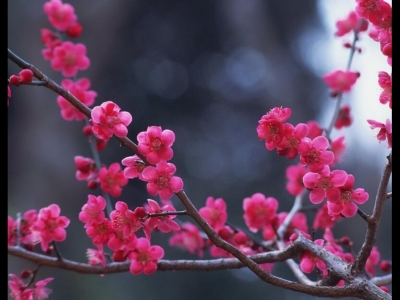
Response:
[8, 0, 392, 299]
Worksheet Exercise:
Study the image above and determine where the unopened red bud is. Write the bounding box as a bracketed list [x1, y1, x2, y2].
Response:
[329, 91, 338, 98]
[87, 180, 98, 189]
[20, 270, 33, 279]
[19, 69, 34, 84]
[218, 227, 232, 240]
[233, 231, 248, 244]
[66, 22, 83, 38]
[96, 139, 107, 151]
[357, 48, 362, 53]
[355, 72, 361, 77]
[340, 236, 353, 246]
[46, 245, 54, 255]
[382, 43, 392, 57]
[82, 125, 93, 136]
[134, 207, 146, 219]
[379, 260, 392, 272]
[380, 286, 389, 293]
[343, 42, 352, 48]
[112, 250, 127, 262]
[9, 75, 20, 86]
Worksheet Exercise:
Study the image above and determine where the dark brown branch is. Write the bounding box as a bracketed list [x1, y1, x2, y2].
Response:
[353, 152, 392, 274]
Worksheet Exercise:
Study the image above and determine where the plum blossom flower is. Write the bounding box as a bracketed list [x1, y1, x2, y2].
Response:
[334, 11, 368, 37]
[365, 246, 381, 276]
[43, 0, 77, 31]
[121, 155, 146, 180]
[298, 136, 334, 172]
[91, 101, 132, 141]
[327, 174, 369, 218]
[299, 239, 335, 276]
[74, 156, 98, 182]
[98, 163, 128, 197]
[31, 204, 70, 252]
[86, 245, 107, 267]
[50, 41, 90, 77]
[79, 195, 106, 225]
[137, 126, 175, 164]
[329, 136, 347, 167]
[276, 123, 309, 159]
[199, 197, 228, 231]
[128, 238, 164, 275]
[322, 70, 359, 93]
[243, 193, 278, 233]
[33, 277, 54, 300]
[145, 199, 180, 233]
[169, 222, 205, 257]
[57, 78, 97, 121]
[303, 165, 348, 204]
[256, 107, 292, 150]
[377, 71, 392, 108]
[307, 120, 324, 139]
[141, 162, 184, 201]
[367, 119, 392, 148]
[313, 203, 338, 230]
[285, 163, 307, 196]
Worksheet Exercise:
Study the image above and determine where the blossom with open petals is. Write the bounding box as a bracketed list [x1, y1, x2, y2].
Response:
[128, 238, 164, 275]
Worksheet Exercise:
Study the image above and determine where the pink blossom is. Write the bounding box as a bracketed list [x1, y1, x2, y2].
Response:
[32, 204, 70, 252]
[299, 239, 334, 276]
[137, 126, 175, 164]
[8, 209, 38, 249]
[335, 11, 367, 37]
[91, 101, 132, 141]
[298, 136, 334, 172]
[365, 246, 381, 276]
[110, 201, 143, 238]
[307, 120, 324, 140]
[313, 203, 338, 230]
[303, 165, 348, 204]
[355, 0, 391, 26]
[256, 107, 292, 150]
[169, 222, 205, 257]
[50, 41, 90, 77]
[273, 212, 308, 242]
[329, 136, 346, 167]
[57, 78, 97, 121]
[322, 70, 359, 93]
[128, 238, 164, 275]
[243, 193, 279, 233]
[199, 196, 228, 231]
[98, 163, 129, 197]
[43, 0, 77, 31]
[85, 218, 114, 246]
[86, 245, 107, 267]
[8, 273, 34, 300]
[74, 156, 98, 181]
[145, 199, 180, 233]
[33, 277, 54, 300]
[121, 155, 146, 180]
[79, 195, 106, 225]
[327, 174, 369, 218]
[276, 123, 309, 159]
[367, 119, 392, 148]
[377, 71, 392, 108]
[141, 162, 184, 201]
[285, 163, 307, 196]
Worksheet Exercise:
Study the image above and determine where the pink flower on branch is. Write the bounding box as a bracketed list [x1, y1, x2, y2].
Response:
[303, 165, 348, 204]
[91, 101, 132, 141]
[141, 162, 184, 201]
[367, 119, 392, 148]
[137, 126, 175, 164]
[98, 163, 128, 197]
[57, 78, 97, 121]
[334, 105, 353, 129]
[199, 196, 228, 231]
[78, 195, 106, 225]
[377, 71, 392, 108]
[285, 163, 308, 196]
[43, 0, 77, 31]
[32, 204, 70, 252]
[145, 199, 180, 233]
[299, 239, 335, 276]
[298, 136, 334, 173]
[128, 238, 164, 275]
[243, 193, 279, 233]
[322, 70, 359, 94]
[327, 174, 369, 219]
[169, 222, 205, 257]
[334, 11, 368, 37]
[121, 155, 146, 180]
[50, 41, 90, 77]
